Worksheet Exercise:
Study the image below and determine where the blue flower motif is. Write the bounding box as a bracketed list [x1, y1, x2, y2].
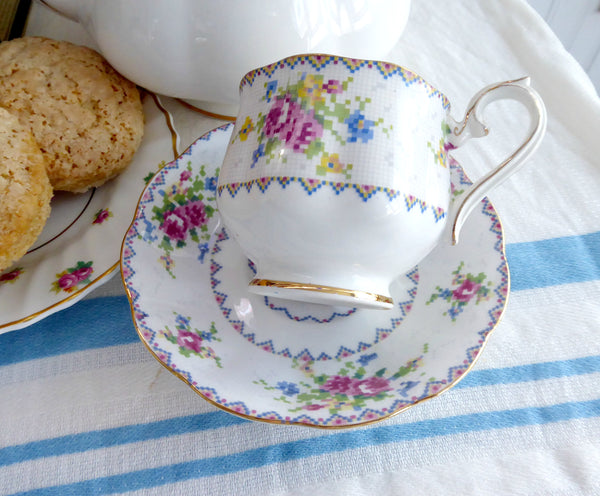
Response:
[200, 330, 214, 342]
[251, 143, 265, 168]
[276, 381, 300, 396]
[440, 288, 452, 300]
[175, 314, 190, 329]
[142, 219, 158, 242]
[448, 305, 463, 320]
[397, 381, 419, 397]
[205, 176, 217, 192]
[357, 353, 378, 366]
[265, 80, 278, 102]
[197, 242, 209, 263]
[345, 109, 375, 143]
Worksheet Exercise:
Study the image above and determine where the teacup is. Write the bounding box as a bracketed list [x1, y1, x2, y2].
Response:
[216, 54, 546, 309]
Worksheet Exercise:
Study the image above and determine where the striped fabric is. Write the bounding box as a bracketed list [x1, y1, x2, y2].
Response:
[2, 0, 600, 494]
[1, 241, 599, 495]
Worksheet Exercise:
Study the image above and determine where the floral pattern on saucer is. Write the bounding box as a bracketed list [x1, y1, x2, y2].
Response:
[254, 348, 427, 420]
[137, 161, 219, 278]
[122, 124, 509, 428]
[426, 261, 494, 321]
[158, 313, 223, 368]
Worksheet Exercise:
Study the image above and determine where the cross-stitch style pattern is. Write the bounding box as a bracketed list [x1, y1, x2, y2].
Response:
[220, 54, 451, 211]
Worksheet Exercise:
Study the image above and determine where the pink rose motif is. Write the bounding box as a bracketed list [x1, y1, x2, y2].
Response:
[177, 330, 203, 353]
[303, 404, 325, 411]
[58, 273, 80, 291]
[444, 141, 457, 152]
[0, 269, 22, 283]
[323, 79, 343, 94]
[180, 170, 192, 182]
[93, 209, 111, 224]
[356, 376, 392, 397]
[72, 266, 93, 282]
[160, 207, 190, 241]
[263, 95, 323, 152]
[322, 375, 362, 396]
[322, 375, 392, 397]
[184, 200, 207, 228]
[452, 279, 482, 303]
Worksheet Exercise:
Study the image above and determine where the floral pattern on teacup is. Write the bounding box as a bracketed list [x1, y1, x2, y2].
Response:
[51, 261, 94, 293]
[234, 72, 392, 182]
[428, 122, 455, 168]
[425, 261, 493, 321]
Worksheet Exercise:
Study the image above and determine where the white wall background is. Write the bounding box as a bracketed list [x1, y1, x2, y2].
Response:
[528, 0, 600, 94]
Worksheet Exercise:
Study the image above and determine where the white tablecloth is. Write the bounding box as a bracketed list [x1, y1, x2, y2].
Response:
[1, 0, 599, 494]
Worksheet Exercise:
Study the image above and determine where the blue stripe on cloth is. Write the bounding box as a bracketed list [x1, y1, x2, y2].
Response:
[2, 354, 598, 468]
[457, 355, 600, 388]
[0, 296, 138, 366]
[7, 398, 600, 496]
[0, 411, 246, 468]
[505, 230, 600, 291]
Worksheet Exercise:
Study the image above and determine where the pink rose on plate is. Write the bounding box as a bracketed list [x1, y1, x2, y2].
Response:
[356, 376, 392, 397]
[177, 330, 203, 353]
[452, 279, 482, 303]
[184, 200, 207, 228]
[58, 273, 80, 291]
[93, 208, 111, 224]
[160, 201, 208, 242]
[160, 207, 190, 241]
[322, 375, 362, 396]
[72, 266, 93, 282]
[0, 268, 22, 283]
[322, 374, 392, 397]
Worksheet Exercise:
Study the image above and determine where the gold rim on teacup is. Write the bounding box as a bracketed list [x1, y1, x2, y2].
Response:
[249, 278, 394, 310]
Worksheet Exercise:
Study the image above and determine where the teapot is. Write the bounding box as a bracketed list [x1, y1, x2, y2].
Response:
[40, 0, 411, 115]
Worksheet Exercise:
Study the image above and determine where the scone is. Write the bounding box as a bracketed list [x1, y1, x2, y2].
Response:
[0, 36, 144, 193]
[0, 107, 52, 272]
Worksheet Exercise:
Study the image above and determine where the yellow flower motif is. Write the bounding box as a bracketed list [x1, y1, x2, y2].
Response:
[298, 74, 324, 104]
[239, 116, 254, 142]
[428, 137, 448, 168]
[320, 152, 344, 174]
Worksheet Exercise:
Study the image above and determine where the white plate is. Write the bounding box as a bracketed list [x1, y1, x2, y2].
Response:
[0, 93, 178, 333]
[122, 124, 509, 428]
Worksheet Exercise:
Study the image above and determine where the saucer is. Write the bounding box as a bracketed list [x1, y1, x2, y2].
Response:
[0, 93, 179, 334]
[122, 123, 509, 428]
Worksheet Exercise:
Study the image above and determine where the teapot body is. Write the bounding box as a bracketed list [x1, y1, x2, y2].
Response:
[42, 0, 411, 112]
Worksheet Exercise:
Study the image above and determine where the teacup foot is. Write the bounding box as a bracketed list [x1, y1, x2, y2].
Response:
[248, 278, 393, 310]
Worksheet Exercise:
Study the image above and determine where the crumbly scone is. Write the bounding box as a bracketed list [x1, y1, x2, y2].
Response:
[0, 107, 52, 271]
[0, 36, 144, 193]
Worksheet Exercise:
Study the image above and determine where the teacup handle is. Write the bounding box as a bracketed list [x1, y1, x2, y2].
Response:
[447, 76, 547, 244]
